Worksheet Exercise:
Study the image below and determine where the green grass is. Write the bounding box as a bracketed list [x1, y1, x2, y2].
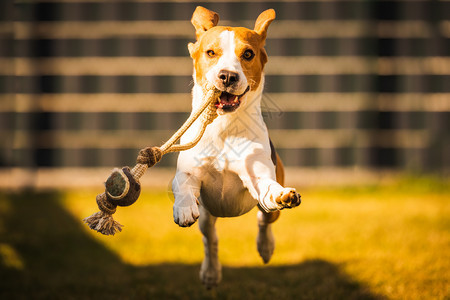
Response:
[0, 176, 449, 299]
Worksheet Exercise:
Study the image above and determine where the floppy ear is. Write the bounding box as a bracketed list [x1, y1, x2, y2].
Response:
[254, 9, 276, 40]
[191, 6, 219, 39]
[187, 42, 197, 57]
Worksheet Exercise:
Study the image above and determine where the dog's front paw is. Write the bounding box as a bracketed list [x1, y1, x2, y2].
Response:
[276, 188, 301, 209]
[173, 202, 200, 227]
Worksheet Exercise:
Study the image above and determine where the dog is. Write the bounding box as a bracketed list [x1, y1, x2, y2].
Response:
[172, 6, 301, 288]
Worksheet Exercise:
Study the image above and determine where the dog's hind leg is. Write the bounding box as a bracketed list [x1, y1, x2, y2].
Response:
[257, 141, 283, 263]
[257, 209, 280, 263]
[199, 205, 222, 289]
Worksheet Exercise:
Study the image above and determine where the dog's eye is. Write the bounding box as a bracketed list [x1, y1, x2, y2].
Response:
[243, 49, 255, 61]
[206, 50, 215, 57]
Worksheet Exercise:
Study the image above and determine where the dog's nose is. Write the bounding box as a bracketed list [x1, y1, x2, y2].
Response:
[218, 70, 239, 87]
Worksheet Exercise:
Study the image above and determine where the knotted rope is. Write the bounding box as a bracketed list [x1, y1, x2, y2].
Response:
[83, 83, 221, 235]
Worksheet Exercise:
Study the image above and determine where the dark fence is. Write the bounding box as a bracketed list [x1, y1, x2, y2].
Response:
[1, 0, 449, 173]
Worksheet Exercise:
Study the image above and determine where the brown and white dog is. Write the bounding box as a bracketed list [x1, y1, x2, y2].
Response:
[172, 6, 301, 288]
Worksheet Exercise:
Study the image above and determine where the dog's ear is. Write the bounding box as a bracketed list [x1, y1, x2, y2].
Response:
[254, 9, 276, 40]
[191, 6, 219, 39]
[187, 42, 197, 57]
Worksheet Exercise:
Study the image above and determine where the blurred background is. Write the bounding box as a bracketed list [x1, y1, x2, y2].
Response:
[0, 1, 449, 299]
[0, 0, 449, 187]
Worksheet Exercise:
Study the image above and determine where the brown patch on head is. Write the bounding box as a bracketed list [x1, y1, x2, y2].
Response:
[231, 28, 268, 91]
[189, 26, 227, 86]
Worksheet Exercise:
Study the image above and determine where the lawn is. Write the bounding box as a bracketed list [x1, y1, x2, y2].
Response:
[0, 176, 448, 299]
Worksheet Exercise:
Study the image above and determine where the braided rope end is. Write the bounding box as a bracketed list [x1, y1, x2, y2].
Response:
[82, 192, 123, 235]
[83, 211, 123, 236]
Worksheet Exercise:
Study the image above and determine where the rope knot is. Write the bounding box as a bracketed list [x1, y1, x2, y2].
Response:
[82, 193, 122, 236]
[137, 146, 163, 167]
[96, 193, 117, 214]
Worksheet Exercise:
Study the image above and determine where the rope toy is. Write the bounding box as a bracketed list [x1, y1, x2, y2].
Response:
[83, 83, 221, 235]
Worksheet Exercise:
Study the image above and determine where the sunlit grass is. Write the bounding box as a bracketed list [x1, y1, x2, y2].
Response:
[1, 175, 449, 299]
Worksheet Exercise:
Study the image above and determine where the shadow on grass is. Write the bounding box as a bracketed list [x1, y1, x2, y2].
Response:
[0, 191, 385, 299]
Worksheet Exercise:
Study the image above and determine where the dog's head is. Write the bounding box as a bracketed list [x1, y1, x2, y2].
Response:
[188, 6, 275, 114]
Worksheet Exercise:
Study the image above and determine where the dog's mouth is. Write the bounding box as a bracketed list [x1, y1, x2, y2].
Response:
[215, 86, 250, 113]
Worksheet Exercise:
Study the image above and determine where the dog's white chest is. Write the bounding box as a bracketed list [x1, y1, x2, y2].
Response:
[178, 107, 270, 218]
